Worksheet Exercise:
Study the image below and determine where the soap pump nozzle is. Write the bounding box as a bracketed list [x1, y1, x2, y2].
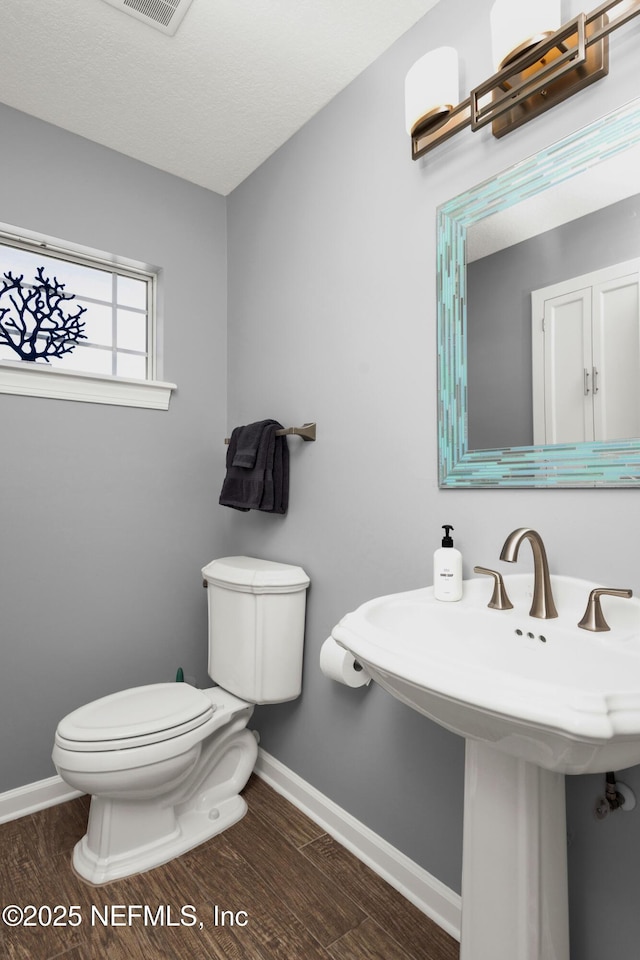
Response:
[441, 525, 454, 547]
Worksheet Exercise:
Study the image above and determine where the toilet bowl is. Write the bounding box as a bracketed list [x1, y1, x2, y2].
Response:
[52, 556, 309, 885]
[53, 684, 258, 884]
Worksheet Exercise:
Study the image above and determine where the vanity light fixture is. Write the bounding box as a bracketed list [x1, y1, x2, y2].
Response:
[489, 0, 563, 72]
[407, 0, 640, 160]
[404, 47, 459, 140]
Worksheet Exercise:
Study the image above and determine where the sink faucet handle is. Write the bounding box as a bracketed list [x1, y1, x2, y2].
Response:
[578, 587, 633, 632]
[474, 566, 514, 611]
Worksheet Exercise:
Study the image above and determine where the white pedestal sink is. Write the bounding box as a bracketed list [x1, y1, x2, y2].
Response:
[331, 574, 640, 960]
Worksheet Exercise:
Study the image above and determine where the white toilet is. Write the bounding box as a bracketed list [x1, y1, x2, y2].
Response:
[52, 556, 309, 885]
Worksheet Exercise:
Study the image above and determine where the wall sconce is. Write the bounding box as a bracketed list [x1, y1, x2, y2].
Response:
[407, 0, 640, 160]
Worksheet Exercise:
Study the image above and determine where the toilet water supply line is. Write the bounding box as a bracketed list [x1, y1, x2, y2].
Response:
[595, 773, 637, 820]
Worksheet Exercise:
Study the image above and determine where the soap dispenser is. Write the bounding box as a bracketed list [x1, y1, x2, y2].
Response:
[433, 525, 463, 601]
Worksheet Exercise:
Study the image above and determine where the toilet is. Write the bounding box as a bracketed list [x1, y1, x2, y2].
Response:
[52, 556, 310, 885]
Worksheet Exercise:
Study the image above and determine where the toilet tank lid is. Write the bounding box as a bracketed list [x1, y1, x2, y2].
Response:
[202, 556, 310, 593]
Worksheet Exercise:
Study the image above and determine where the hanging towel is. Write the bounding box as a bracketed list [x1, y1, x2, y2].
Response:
[219, 420, 289, 514]
[232, 420, 267, 468]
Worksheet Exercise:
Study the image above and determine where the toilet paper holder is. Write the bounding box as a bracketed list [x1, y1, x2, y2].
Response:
[320, 636, 372, 688]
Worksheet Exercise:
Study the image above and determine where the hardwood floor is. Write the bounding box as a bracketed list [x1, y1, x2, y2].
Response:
[0, 775, 459, 960]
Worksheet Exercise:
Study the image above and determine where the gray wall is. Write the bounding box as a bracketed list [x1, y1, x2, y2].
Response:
[3, 1, 640, 957]
[0, 103, 230, 789]
[225, 1, 640, 958]
[468, 194, 640, 450]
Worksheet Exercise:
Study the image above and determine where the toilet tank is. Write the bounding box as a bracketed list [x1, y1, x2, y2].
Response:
[201, 556, 310, 704]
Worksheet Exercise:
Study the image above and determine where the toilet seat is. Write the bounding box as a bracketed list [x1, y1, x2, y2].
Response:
[55, 683, 215, 751]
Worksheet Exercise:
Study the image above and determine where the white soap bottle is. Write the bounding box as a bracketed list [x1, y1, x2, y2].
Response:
[433, 525, 463, 601]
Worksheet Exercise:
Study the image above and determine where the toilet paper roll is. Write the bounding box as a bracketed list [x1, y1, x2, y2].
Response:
[320, 636, 371, 688]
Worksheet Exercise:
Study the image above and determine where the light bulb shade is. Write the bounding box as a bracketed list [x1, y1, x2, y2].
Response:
[405, 46, 459, 136]
[490, 0, 562, 70]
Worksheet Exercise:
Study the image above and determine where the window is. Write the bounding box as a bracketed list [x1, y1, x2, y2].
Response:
[0, 226, 175, 409]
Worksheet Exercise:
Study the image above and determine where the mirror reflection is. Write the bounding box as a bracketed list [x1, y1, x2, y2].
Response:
[437, 97, 640, 487]
[466, 149, 640, 451]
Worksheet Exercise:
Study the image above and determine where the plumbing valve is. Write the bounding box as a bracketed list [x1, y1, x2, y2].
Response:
[594, 773, 636, 820]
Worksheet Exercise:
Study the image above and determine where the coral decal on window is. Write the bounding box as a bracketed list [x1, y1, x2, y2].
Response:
[0, 267, 87, 362]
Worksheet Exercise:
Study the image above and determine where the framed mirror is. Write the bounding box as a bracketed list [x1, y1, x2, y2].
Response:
[437, 97, 640, 487]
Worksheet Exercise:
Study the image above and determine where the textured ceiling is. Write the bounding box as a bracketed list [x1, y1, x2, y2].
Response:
[1, 0, 442, 196]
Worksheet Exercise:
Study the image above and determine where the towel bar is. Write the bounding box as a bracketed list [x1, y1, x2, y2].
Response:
[224, 422, 316, 444]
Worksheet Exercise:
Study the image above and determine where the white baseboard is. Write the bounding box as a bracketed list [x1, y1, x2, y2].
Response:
[0, 775, 82, 825]
[255, 748, 461, 942]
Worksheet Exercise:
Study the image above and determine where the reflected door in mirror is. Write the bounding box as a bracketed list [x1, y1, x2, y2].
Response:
[532, 260, 640, 444]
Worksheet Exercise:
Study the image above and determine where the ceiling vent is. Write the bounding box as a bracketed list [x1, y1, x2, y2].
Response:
[100, 0, 194, 36]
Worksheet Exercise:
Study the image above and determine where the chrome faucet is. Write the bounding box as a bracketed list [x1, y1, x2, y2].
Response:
[499, 528, 558, 619]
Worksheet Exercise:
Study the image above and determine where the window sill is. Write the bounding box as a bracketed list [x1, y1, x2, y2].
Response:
[0, 361, 176, 410]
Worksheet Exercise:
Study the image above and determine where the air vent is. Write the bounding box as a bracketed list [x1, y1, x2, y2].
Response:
[100, 0, 193, 35]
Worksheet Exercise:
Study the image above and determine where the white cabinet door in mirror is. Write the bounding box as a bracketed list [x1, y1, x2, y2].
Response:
[532, 259, 640, 445]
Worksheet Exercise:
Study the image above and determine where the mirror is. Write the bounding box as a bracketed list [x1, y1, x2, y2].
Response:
[437, 97, 640, 487]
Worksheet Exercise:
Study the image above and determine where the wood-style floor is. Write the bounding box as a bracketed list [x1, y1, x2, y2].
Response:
[0, 775, 459, 960]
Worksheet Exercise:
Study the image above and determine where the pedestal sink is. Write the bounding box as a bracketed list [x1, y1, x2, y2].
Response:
[331, 574, 640, 960]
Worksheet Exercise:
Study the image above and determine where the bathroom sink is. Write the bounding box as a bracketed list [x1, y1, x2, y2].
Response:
[331, 574, 640, 774]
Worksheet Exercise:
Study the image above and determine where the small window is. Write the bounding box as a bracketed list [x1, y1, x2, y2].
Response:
[0, 227, 175, 409]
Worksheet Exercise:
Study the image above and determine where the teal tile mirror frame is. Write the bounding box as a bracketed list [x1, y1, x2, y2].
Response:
[437, 97, 640, 487]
